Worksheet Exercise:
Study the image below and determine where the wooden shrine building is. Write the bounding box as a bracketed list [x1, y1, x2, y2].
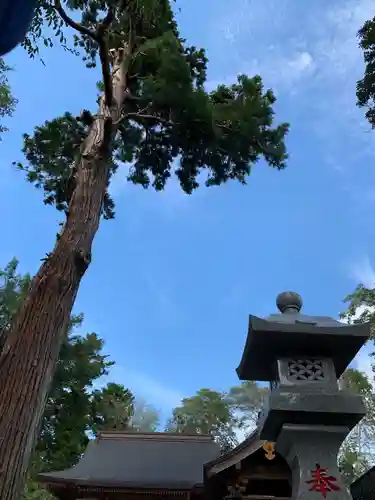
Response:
[39, 429, 292, 500]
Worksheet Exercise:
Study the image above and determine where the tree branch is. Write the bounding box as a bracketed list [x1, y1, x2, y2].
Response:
[54, 0, 98, 41]
[53, 0, 113, 106]
[97, 9, 115, 106]
[125, 90, 143, 101]
[216, 123, 270, 154]
[128, 113, 162, 121]
[117, 111, 173, 127]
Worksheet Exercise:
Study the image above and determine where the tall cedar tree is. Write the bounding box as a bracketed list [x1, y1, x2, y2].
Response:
[357, 16, 375, 126]
[0, 259, 115, 471]
[0, 1, 289, 497]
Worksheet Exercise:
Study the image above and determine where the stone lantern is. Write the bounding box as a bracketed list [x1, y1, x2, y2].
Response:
[236, 292, 371, 500]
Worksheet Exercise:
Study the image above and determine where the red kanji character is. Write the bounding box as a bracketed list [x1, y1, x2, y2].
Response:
[305, 463, 340, 499]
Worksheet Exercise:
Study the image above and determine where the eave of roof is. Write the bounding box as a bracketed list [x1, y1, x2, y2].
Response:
[40, 476, 204, 491]
[205, 430, 266, 477]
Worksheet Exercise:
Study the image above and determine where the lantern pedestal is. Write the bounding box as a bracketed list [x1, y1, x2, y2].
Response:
[277, 424, 352, 499]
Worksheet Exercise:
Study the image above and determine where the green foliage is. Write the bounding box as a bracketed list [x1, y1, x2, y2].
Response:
[343, 367, 374, 394]
[357, 17, 375, 126]
[130, 398, 160, 432]
[17, 0, 289, 219]
[226, 381, 268, 432]
[0, 258, 31, 335]
[0, 58, 17, 139]
[166, 388, 240, 453]
[14, 113, 117, 219]
[166, 383, 267, 453]
[37, 325, 115, 471]
[23, 478, 56, 500]
[341, 284, 375, 338]
[337, 287, 375, 482]
[339, 443, 370, 486]
[90, 382, 134, 434]
[338, 368, 375, 485]
[343, 369, 375, 444]
[23, 482, 55, 500]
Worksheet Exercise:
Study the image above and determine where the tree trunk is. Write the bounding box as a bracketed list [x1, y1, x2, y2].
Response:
[0, 49, 127, 499]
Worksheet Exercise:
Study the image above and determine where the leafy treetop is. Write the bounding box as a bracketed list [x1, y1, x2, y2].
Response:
[0, 59, 17, 140]
[17, 0, 289, 219]
[357, 17, 375, 126]
[341, 284, 375, 338]
[166, 388, 241, 453]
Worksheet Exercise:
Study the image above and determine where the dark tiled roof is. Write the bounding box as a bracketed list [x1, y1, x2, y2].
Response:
[39, 431, 221, 489]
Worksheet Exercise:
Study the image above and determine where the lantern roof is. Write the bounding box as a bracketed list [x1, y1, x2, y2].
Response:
[236, 292, 370, 382]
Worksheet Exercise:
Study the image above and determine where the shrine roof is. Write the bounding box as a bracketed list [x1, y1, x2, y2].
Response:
[205, 429, 265, 477]
[38, 431, 221, 489]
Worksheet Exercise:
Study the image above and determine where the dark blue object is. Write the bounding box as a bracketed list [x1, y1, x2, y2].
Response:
[0, 0, 37, 55]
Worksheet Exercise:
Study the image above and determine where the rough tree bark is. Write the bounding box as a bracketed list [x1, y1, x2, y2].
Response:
[0, 47, 128, 499]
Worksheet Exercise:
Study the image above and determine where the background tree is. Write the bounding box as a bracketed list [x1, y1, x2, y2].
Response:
[0, 58, 17, 139]
[226, 381, 268, 435]
[357, 16, 375, 127]
[0, 0, 289, 496]
[130, 398, 160, 432]
[89, 385, 160, 433]
[341, 285, 375, 337]
[36, 326, 115, 472]
[338, 368, 375, 485]
[0, 258, 30, 340]
[90, 383, 134, 434]
[167, 388, 240, 453]
[340, 286, 375, 482]
[23, 479, 55, 500]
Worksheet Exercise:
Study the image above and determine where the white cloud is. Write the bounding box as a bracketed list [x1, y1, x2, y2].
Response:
[313, 0, 373, 77]
[124, 369, 183, 410]
[355, 343, 374, 383]
[96, 365, 183, 415]
[349, 255, 375, 287]
[109, 161, 208, 216]
[208, 5, 371, 205]
[210, 0, 374, 123]
[213, 0, 373, 88]
[288, 51, 313, 73]
[340, 299, 374, 385]
[207, 0, 375, 211]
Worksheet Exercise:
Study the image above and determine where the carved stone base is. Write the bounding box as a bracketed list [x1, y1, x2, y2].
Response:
[276, 424, 353, 499]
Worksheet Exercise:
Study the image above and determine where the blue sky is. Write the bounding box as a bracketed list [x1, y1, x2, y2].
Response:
[1, 0, 375, 423]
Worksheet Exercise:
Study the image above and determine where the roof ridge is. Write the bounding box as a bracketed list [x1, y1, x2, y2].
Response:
[97, 431, 214, 442]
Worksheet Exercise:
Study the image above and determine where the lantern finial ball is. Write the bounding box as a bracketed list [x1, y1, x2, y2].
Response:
[276, 291, 302, 313]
